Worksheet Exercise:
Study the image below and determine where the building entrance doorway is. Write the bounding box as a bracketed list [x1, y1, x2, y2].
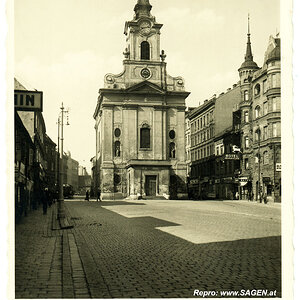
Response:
[145, 175, 157, 196]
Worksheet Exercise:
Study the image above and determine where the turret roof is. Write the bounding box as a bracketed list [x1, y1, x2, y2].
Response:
[266, 38, 281, 63]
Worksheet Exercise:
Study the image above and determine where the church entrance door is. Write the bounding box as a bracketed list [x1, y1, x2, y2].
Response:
[145, 175, 157, 196]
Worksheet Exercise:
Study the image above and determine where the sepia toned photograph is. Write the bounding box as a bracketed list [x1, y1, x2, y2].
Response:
[9, 0, 295, 298]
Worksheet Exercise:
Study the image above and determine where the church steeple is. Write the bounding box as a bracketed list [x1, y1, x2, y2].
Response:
[239, 15, 258, 72]
[134, 0, 152, 19]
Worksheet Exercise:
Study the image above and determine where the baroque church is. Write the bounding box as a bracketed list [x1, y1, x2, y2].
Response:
[93, 0, 190, 200]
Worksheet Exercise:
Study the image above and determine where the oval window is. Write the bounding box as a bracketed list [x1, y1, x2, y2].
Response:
[169, 130, 175, 139]
[114, 128, 121, 137]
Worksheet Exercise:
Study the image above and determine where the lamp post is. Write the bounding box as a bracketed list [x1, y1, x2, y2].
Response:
[57, 102, 72, 228]
[255, 127, 261, 202]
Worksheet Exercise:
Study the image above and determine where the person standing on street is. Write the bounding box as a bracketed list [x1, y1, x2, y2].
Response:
[85, 190, 90, 201]
[97, 189, 101, 202]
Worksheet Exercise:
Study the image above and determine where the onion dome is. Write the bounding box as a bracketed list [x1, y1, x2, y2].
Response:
[266, 39, 281, 64]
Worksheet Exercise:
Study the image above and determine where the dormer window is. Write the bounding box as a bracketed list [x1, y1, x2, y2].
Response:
[141, 41, 150, 60]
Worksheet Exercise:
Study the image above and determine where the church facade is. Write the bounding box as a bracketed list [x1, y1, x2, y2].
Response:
[93, 0, 190, 200]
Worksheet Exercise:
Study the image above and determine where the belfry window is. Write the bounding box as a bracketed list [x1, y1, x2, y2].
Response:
[141, 41, 150, 60]
[140, 126, 150, 148]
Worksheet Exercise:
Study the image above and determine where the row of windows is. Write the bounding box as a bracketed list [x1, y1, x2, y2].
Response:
[244, 74, 280, 101]
[113, 140, 176, 158]
[191, 144, 214, 161]
[190, 111, 214, 133]
[242, 151, 272, 170]
[191, 127, 214, 147]
[243, 122, 281, 148]
[242, 97, 280, 124]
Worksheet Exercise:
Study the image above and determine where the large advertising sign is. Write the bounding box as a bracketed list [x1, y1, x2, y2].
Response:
[14, 90, 43, 112]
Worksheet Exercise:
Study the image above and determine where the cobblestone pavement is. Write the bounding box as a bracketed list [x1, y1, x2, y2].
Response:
[15, 199, 281, 298]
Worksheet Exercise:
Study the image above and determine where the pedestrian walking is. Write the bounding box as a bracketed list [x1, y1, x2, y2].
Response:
[85, 190, 90, 201]
[97, 189, 101, 201]
[235, 191, 239, 200]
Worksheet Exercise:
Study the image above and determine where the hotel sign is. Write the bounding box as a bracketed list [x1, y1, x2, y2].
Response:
[224, 154, 239, 160]
[14, 90, 43, 112]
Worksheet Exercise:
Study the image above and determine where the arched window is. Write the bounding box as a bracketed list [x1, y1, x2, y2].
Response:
[255, 106, 261, 119]
[140, 126, 150, 148]
[254, 84, 261, 96]
[114, 141, 121, 157]
[141, 41, 150, 60]
[169, 142, 176, 158]
[244, 136, 249, 149]
[244, 111, 249, 123]
[244, 90, 249, 101]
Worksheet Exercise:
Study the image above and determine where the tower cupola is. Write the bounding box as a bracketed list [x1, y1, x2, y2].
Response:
[134, 0, 152, 19]
[238, 16, 259, 73]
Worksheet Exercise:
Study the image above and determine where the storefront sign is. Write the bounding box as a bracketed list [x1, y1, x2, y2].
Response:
[190, 179, 199, 185]
[224, 154, 239, 160]
[239, 177, 248, 186]
[276, 163, 281, 171]
[14, 90, 43, 111]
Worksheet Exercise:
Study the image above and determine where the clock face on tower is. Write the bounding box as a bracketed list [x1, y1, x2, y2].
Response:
[139, 20, 151, 35]
[140, 68, 151, 79]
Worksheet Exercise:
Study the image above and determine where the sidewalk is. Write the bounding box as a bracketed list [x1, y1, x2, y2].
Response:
[15, 203, 90, 299]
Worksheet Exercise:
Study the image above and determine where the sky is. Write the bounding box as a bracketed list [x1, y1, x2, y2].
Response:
[14, 0, 280, 171]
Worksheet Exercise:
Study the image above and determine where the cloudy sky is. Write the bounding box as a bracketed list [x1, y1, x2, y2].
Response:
[14, 0, 280, 171]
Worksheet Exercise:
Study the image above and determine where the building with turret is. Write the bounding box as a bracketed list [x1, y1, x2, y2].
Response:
[93, 0, 190, 200]
[239, 35, 281, 202]
[187, 19, 281, 202]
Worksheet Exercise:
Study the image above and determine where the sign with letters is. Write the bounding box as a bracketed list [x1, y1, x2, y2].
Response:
[225, 154, 239, 160]
[14, 90, 43, 111]
[276, 163, 281, 171]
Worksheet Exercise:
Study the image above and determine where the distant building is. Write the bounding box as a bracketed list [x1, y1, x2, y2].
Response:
[78, 165, 91, 195]
[93, 0, 189, 200]
[62, 151, 79, 192]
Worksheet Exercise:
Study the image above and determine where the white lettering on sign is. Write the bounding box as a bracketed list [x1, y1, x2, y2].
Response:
[225, 154, 239, 160]
[14, 90, 43, 111]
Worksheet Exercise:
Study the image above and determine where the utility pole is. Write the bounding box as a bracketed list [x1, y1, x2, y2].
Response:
[57, 102, 72, 228]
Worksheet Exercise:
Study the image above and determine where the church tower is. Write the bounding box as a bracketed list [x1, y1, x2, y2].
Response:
[94, 0, 190, 200]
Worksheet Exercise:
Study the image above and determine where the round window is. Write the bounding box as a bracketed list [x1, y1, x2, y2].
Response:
[114, 128, 121, 137]
[169, 130, 175, 139]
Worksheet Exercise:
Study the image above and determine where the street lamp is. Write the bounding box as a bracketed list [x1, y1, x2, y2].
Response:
[255, 127, 261, 202]
[57, 102, 72, 228]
